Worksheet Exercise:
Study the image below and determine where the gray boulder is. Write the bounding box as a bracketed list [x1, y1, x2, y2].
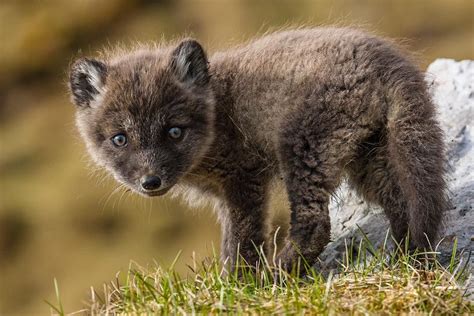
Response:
[317, 59, 473, 277]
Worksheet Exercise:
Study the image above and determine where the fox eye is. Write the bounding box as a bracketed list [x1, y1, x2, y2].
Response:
[168, 127, 183, 139]
[111, 133, 127, 147]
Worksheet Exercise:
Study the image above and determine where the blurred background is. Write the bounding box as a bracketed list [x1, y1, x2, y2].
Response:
[0, 0, 473, 314]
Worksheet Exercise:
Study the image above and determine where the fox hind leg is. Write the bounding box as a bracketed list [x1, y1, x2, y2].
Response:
[347, 132, 410, 246]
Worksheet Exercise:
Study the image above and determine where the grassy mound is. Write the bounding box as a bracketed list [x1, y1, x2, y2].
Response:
[49, 236, 473, 315]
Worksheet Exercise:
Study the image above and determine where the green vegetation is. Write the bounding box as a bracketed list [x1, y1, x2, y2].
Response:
[49, 237, 473, 315]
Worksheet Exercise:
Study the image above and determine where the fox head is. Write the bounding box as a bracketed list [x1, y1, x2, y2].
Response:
[68, 39, 215, 196]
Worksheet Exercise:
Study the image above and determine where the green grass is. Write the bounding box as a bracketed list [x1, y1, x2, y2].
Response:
[49, 235, 473, 315]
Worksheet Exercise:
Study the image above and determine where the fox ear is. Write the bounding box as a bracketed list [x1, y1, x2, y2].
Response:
[170, 39, 209, 87]
[69, 58, 107, 107]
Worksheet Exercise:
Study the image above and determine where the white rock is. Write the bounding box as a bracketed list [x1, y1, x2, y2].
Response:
[318, 59, 474, 282]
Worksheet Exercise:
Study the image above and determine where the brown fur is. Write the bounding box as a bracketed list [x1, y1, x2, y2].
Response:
[68, 27, 448, 272]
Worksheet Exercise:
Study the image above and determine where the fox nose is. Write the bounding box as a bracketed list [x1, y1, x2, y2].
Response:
[140, 175, 162, 191]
